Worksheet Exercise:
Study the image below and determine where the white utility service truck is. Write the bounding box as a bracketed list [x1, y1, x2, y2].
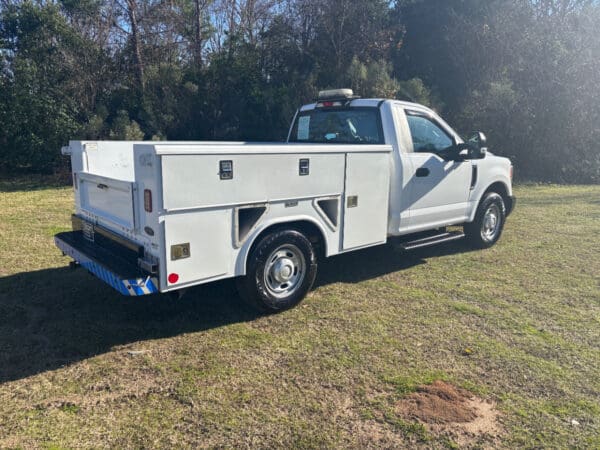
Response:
[56, 89, 515, 312]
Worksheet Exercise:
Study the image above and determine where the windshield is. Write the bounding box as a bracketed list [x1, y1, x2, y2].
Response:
[289, 107, 384, 144]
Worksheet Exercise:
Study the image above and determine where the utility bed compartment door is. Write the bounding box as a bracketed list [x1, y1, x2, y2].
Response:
[78, 173, 136, 230]
[342, 153, 390, 250]
[162, 209, 233, 288]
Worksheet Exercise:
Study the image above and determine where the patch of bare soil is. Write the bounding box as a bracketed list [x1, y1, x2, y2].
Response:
[397, 380, 503, 448]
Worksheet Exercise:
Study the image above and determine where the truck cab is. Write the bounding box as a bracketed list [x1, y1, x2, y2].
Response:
[288, 90, 515, 241]
[55, 89, 515, 312]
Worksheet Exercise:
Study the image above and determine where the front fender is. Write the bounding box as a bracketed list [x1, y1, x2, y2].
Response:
[468, 176, 512, 222]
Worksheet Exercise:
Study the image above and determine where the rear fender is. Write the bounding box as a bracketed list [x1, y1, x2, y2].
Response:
[235, 215, 329, 276]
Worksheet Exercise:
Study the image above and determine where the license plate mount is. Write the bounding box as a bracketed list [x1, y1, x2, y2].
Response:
[82, 220, 95, 242]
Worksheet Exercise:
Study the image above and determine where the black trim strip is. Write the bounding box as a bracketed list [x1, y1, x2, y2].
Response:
[71, 214, 143, 255]
[470, 166, 478, 189]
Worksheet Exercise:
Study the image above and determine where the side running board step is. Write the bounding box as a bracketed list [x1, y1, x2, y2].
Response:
[398, 231, 465, 251]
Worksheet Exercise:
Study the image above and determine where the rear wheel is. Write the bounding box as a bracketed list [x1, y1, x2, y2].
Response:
[464, 192, 506, 248]
[236, 229, 317, 313]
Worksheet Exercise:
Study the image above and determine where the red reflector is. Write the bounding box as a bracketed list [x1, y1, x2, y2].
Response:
[168, 273, 179, 284]
[144, 189, 152, 212]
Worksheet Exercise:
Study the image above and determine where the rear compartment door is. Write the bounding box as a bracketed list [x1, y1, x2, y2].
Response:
[78, 173, 136, 231]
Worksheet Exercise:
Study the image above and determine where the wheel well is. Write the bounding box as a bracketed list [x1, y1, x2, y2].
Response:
[248, 220, 327, 261]
[483, 182, 509, 206]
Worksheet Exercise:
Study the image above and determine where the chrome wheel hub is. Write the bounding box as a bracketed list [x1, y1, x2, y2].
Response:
[272, 258, 294, 283]
[264, 245, 306, 298]
[482, 204, 501, 240]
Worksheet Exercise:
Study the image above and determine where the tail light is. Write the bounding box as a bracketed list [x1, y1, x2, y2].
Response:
[144, 189, 152, 212]
[509, 166, 514, 181]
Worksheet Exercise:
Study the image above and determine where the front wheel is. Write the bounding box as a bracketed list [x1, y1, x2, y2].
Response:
[464, 192, 506, 248]
[236, 229, 318, 313]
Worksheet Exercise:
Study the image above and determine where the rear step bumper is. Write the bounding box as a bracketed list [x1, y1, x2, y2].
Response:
[55, 231, 159, 296]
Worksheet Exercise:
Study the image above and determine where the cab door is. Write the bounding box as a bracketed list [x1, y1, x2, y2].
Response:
[402, 110, 472, 231]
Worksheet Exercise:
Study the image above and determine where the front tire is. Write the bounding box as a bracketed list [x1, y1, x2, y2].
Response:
[464, 192, 506, 248]
[236, 229, 318, 313]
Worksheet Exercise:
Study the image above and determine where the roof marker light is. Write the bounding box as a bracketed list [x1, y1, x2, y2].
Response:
[315, 89, 359, 108]
[317, 88, 355, 101]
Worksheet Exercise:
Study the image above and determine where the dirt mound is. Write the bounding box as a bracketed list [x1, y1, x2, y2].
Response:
[399, 380, 477, 424]
[397, 380, 502, 446]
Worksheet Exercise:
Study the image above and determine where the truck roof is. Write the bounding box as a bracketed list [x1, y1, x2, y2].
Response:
[299, 98, 431, 113]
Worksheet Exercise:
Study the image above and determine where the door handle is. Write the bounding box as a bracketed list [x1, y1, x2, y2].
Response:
[416, 167, 430, 177]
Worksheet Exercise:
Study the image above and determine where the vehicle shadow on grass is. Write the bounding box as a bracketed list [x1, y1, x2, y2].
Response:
[315, 239, 478, 289]
[0, 241, 473, 384]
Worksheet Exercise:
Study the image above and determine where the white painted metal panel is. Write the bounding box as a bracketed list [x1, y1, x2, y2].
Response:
[387, 103, 416, 235]
[154, 143, 392, 155]
[161, 153, 346, 211]
[342, 153, 390, 250]
[69, 141, 245, 182]
[132, 146, 163, 256]
[78, 173, 136, 230]
[163, 209, 233, 287]
[403, 153, 471, 229]
[81, 142, 137, 181]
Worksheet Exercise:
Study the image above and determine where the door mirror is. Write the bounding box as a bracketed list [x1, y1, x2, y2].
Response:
[441, 132, 487, 161]
[467, 132, 487, 159]
[469, 131, 487, 147]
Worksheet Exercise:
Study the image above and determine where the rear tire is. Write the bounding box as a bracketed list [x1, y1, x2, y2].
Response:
[464, 192, 506, 248]
[236, 229, 318, 313]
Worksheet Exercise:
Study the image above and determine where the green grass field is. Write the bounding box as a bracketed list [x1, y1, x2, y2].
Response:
[0, 180, 598, 449]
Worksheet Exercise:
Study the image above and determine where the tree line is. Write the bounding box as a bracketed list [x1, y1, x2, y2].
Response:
[1, 0, 599, 182]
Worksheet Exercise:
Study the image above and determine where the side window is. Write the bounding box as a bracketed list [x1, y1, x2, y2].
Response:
[406, 114, 453, 153]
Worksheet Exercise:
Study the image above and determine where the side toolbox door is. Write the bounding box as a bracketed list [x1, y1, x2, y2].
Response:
[161, 154, 234, 289]
[162, 210, 232, 285]
[342, 152, 390, 250]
